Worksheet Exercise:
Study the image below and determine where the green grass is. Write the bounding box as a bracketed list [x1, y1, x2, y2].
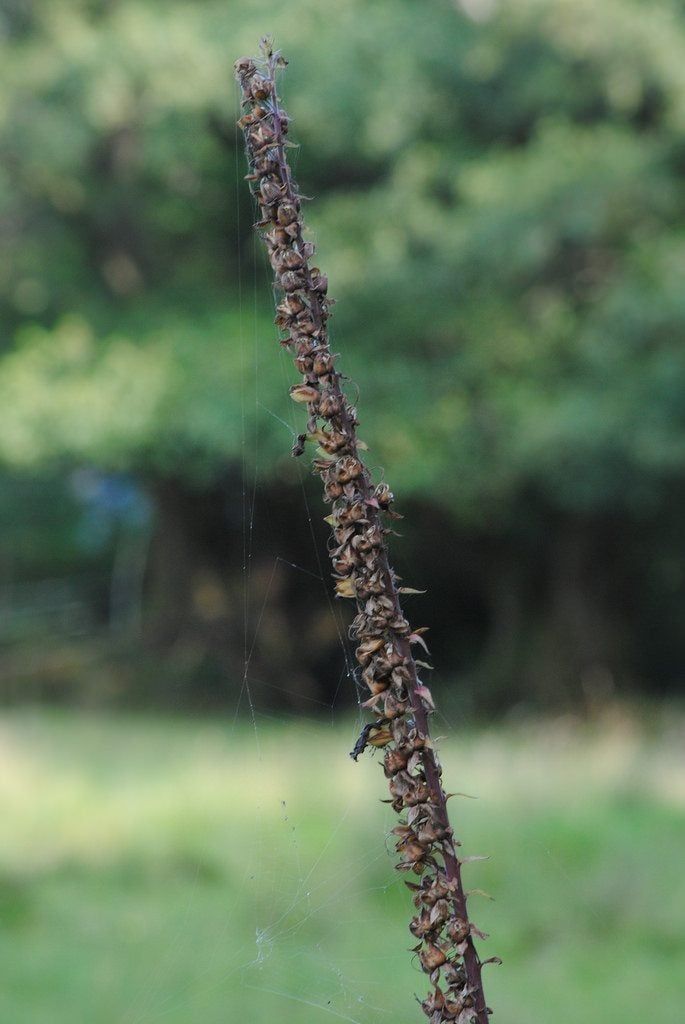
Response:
[0, 708, 683, 1023]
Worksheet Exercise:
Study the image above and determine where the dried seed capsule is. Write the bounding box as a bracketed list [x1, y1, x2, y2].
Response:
[421, 987, 446, 1017]
[277, 202, 298, 225]
[384, 748, 409, 775]
[249, 124, 275, 150]
[334, 577, 356, 598]
[375, 483, 394, 508]
[325, 480, 344, 500]
[317, 428, 349, 453]
[279, 270, 305, 292]
[405, 779, 431, 806]
[293, 315, 318, 336]
[382, 692, 409, 724]
[312, 351, 334, 375]
[333, 551, 356, 576]
[289, 383, 319, 404]
[367, 726, 393, 749]
[281, 295, 305, 316]
[397, 839, 426, 864]
[429, 899, 451, 928]
[234, 56, 256, 77]
[337, 501, 365, 525]
[253, 156, 279, 177]
[409, 911, 433, 938]
[267, 227, 291, 247]
[310, 270, 328, 294]
[419, 943, 447, 972]
[260, 178, 283, 204]
[416, 821, 447, 844]
[355, 636, 385, 665]
[335, 456, 363, 483]
[318, 392, 343, 418]
[250, 74, 272, 100]
[444, 996, 467, 1017]
[447, 918, 470, 944]
[294, 353, 314, 374]
[281, 248, 305, 269]
[442, 961, 468, 989]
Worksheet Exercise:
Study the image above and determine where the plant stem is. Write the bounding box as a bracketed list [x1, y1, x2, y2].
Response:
[235, 39, 494, 1023]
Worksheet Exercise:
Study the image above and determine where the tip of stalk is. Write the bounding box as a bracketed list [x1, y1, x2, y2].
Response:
[259, 35, 288, 67]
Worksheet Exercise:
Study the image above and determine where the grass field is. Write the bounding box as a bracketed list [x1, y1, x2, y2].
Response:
[0, 707, 683, 1023]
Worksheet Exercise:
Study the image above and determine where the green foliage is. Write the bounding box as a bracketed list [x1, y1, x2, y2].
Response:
[1, 0, 685, 524]
[0, 710, 683, 1022]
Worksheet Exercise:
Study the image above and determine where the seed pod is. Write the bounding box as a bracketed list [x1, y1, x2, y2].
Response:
[333, 551, 356, 576]
[325, 480, 344, 500]
[260, 178, 283, 204]
[405, 778, 431, 806]
[444, 996, 466, 1017]
[355, 636, 385, 665]
[383, 693, 408, 722]
[294, 353, 314, 374]
[429, 899, 451, 929]
[277, 202, 298, 225]
[420, 943, 447, 972]
[317, 428, 349, 453]
[312, 351, 335, 376]
[334, 577, 356, 598]
[280, 295, 305, 317]
[398, 839, 427, 864]
[367, 726, 393, 749]
[410, 911, 433, 938]
[421, 987, 446, 1016]
[289, 383, 319, 404]
[234, 56, 256, 77]
[281, 248, 305, 269]
[250, 74, 272, 100]
[442, 961, 468, 989]
[310, 270, 328, 294]
[318, 391, 343, 419]
[280, 270, 305, 292]
[375, 483, 394, 508]
[447, 917, 470, 944]
[295, 338, 318, 358]
[417, 820, 447, 845]
[384, 748, 409, 775]
[253, 156, 279, 177]
[337, 501, 366, 525]
[293, 315, 318, 335]
[419, 873, 453, 907]
[268, 227, 291, 247]
[249, 123, 275, 150]
[335, 456, 363, 483]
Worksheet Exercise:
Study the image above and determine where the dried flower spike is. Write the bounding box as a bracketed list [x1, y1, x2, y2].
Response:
[235, 37, 495, 1024]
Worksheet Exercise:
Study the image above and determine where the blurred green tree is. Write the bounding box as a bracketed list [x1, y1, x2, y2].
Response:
[1, 0, 685, 706]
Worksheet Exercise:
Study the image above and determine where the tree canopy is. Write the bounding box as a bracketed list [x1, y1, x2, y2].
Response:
[2, 0, 685, 525]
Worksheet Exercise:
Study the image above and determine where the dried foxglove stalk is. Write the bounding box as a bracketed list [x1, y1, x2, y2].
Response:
[235, 39, 496, 1024]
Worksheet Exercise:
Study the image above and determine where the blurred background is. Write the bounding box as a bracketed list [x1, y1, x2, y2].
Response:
[0, 1, 684, 1022]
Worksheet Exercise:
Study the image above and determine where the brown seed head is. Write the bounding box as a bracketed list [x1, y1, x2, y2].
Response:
[419, 943, 447, 972]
